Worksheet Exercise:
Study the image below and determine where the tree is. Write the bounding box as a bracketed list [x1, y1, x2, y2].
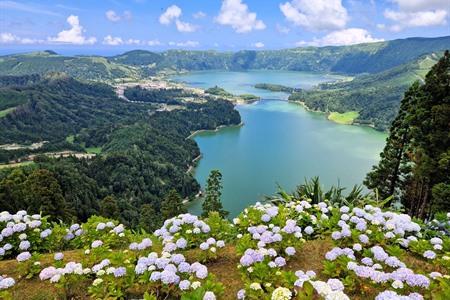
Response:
[202, 170, 228, 218]
[161, 189, 186, 220]
[23, 169, 69, 221]
[99, 195, 120, 219]
[139, 204, 162, 233]
[365, 51, 450, 218]
[364, 83, 419, 201]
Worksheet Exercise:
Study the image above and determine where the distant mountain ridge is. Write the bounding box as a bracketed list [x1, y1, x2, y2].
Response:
[0, 36, 449, 81]
[111, 36, 450, 74]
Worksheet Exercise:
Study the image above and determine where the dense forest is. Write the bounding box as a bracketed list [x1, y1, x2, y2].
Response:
[0, 74, 240, 229]
[124, 86, 189, 104]
[365, 51, 450, 218]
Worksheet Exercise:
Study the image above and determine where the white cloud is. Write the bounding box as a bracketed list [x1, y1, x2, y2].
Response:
[103, 37, 160, 46]
[147, 39, 161, 46]
[175, 20, 197, 32]
[159, 5, 197, 32]
[0, 32, 43, 44]
[126, 38, 141, 45]
[276, 24, 290, 34]
[48, 15, 96, 45]
[280, 0, 348, 31]
[106, 10, 121, 22]
[297, 28, 383, 47]
[252, 42, 264, 48]
[103, 35, 123, 46]
[391, 0, 449, 12]
[106, 10, 133, 22]
[193, 11, 206, 19]
[215, 0, 266, 33]
[383, 0, 449, 31]
[0, 32, 17, 43]
[159, 5, 181, 25]
[168, 40, 199, 47]
[384, 9, 447, 30]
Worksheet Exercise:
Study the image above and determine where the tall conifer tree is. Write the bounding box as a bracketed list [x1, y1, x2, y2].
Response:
[202, 170, 228, 218]
[365, 51, 450, 218]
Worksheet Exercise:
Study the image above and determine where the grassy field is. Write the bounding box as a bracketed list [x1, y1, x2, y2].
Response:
[85, 147, 102, 154]
[327, 111, 359, 125]
[65, 135, 75, 143]
[0, 107, 16, 118]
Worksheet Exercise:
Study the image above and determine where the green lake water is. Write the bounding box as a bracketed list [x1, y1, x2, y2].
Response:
[171, 70, 387, 217]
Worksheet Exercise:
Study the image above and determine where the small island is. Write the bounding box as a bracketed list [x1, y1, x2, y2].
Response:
[254, 83, 301, 93]
[205, 85, 260, 103]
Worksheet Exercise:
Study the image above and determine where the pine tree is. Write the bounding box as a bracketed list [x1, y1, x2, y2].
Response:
[364, 83, 420, 201]
[99, 195, 120, 219]
[202, 170, 228, 218]
[403, 50, 450, 217]
[161, 189, 186, 220]
[24, 169, 68, 221]
[365, 51, 450, 218]
[139, 204, 162, 232]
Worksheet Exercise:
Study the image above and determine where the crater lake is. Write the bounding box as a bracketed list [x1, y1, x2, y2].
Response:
[170, 70, 387, 216]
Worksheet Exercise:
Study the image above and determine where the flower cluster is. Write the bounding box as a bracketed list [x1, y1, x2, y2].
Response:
[0, 275, 15, 290]
[0, 210, 52, 260]
[40, 261, 89, 283]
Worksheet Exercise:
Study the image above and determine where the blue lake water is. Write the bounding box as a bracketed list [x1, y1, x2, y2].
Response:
[171, 70, 387, 217]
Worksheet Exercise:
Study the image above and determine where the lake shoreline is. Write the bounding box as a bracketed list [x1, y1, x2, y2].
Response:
[289, 100, 379, 131]
[186, 121, 245, 140]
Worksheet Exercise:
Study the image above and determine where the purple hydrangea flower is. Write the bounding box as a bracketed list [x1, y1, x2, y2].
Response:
[285, 247, 296, 256]
[114, 267, 127, 277]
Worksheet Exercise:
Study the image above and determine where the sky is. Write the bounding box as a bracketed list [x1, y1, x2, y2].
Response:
[0, 0, 449, 55]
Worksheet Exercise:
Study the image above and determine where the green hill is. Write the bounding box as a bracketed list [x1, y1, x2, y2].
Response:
[0, 51, 141, 82]
[289, 53, 443, 130]
[113, 36, 450, 74]
[1, 37, 448, 80]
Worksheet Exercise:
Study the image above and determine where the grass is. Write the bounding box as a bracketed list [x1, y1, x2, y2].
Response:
[0, 161, 34, 169]
[328, 111, 359, 125]
[65, 135, 75, 144]
[0, 107, 16, 118]
[85, 147, 102, 154]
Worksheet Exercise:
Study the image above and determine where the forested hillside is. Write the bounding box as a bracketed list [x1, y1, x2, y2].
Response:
[0, 74, 241, 229]
[289, 53, 442, 130]
[111, 36, 450, 74]
[0, 51, 141, 82]
[1, 37, 449, 80]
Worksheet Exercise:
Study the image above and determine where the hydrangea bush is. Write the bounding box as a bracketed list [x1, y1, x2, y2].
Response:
[0, 197, 448, 299]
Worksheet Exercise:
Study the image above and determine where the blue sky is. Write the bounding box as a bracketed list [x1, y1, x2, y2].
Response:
[0, 0, 449, 54]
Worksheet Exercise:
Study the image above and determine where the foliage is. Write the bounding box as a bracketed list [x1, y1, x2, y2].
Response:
[202, 170, 228, 218]
[365, 51, 450, 218]
[254, 83, 300, 93]
[124, 86, 190, 104]
[0, 185, 449, 299]
[290, 54, 442, 130]
[0, 74, 241, 229]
